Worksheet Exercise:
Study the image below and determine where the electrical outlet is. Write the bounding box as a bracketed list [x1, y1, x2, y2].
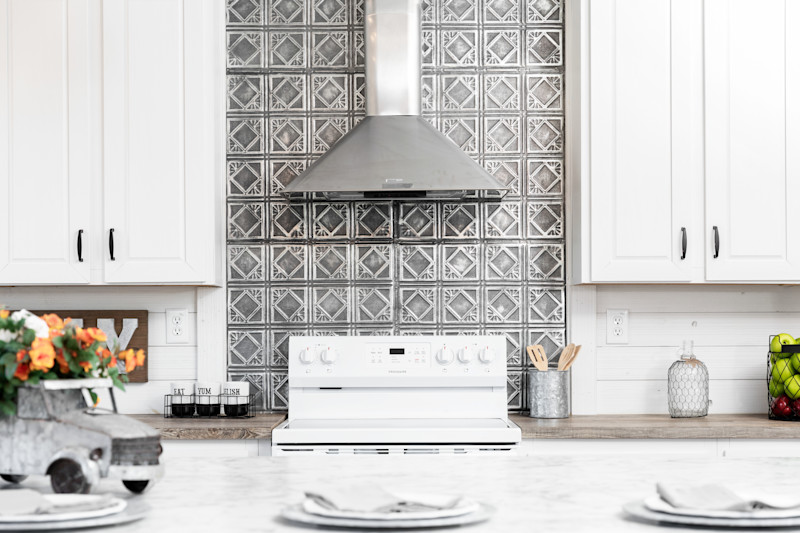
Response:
[166, 309, 189, 344]
[606, 309, 629, 344]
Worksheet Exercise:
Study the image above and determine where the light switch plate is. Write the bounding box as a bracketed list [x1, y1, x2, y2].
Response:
[606, 309, 629, 344]
[166, 308, 189, 344]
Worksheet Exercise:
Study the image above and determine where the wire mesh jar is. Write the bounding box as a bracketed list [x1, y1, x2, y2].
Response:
[767, 335, 800, 421]
[668, 340, 710, 418]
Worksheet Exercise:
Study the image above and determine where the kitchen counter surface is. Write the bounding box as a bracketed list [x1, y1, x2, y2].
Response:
[510, 413, 800, 439]
[130, 413, 286, 440]
[21, 455, 799, 532]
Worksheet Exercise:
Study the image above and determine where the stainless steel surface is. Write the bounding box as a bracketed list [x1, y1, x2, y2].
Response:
[528, 369, 570, 419]
[282, 0, 506, 200]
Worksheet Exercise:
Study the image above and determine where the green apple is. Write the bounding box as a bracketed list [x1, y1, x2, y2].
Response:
[791, 353, 800, 373]
[785, 375, 800, 400]
[773, 358, 796, 382]
[771, 333, 797, 356]
[772, 353, 778, 364]
[770, 378, 786, 398]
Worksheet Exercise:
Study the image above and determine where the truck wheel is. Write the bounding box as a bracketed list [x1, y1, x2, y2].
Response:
[0, 474, 27, 484]
[48, 459, 91, 494]
[123, 480, 149, 493]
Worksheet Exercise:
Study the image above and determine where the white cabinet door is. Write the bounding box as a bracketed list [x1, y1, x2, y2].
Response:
[0, 0, 93, 284]
[102, 0, 219, 284]
[589, 0, 704, 282]
[705, 0, 800, 281]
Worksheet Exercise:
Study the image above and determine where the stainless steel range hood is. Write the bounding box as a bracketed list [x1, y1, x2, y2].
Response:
[282, 0, 507, 201]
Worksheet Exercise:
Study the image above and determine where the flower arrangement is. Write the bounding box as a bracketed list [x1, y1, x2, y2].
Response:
[0, 309, 145, 415]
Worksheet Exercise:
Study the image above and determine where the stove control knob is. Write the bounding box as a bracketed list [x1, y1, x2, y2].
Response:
[320, 346, 338, 365]
[457, 346, 473, 364]
[435, 347, 454, 365]
[478, 347, 494, 364]
[298, 347, 315, 365]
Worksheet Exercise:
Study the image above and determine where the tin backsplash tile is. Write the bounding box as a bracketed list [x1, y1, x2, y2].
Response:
[226, 0, 565, 411]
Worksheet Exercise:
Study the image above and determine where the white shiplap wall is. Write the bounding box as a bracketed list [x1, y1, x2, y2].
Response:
[0, 287, 198, 414]
[593, 285, 799, 414]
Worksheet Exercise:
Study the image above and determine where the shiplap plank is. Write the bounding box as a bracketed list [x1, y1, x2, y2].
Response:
[147, 346, 197, 381]
[0, 286, 197, 312]
[595, 313, 800, 347]
[596, 380, 765, 414]
[596, 346, 768, 381]
[596, 285, 800, 313]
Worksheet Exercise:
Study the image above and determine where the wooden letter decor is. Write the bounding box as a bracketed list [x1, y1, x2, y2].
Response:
[31, 310, 149, 383]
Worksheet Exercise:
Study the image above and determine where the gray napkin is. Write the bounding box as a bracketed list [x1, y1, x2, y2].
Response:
[657, 483, 800, 512]
[305, 485, 462, 514]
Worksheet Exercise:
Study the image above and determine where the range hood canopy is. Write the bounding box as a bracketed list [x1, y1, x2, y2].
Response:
[282, 0, 507, 201]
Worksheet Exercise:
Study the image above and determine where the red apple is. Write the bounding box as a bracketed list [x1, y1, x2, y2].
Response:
[790, 398, 800, 415]
[773, 395, 793, 417]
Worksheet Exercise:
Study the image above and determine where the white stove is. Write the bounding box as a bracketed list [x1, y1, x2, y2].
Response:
[271, 336, 521, 455]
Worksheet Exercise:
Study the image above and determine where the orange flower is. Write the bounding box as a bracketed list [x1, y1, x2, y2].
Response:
[13, 362, 29, 381]
[96, 347, 111, 359]
[134, 349, 145, 367]
[41, 313, 64, 331]
[108, 356, 118, 368]
[78, 361, 92, 372]
[119, 349, 136, 373]
[16, 349, 27, 362]
[0, 309, 8, 319]
[55, 350, 69, 374]
[29, 338, 55, 372]
[75, 328, 92, 346]
[86, 328, 107, 343]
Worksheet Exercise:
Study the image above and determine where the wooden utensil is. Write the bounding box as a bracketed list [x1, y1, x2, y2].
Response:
[526, 345, 548, 371]
[557, 343, 575, 371]
[562, 345, 582, 371]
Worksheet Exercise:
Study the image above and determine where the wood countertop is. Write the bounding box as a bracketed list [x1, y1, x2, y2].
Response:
[509, 413, 800, 439]
[130, 413, 286, 440]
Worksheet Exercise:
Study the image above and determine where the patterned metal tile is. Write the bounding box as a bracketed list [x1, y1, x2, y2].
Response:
[355, 244, 393, 280]
[356, 287, 393, 323]
[485, 286, 523, 323]
[484, 159, 521, 197]
[421, 29, 435, 66]
[228, 0, 262, 24]
[442, 0, 477, 22]
[271, 244, 307, 280]
[527, 74, 563, 111]
[400, 245, 436, 281]
[528, 159, 563, 196]
[270, 371, 288, 410]
[507, 370, 523, 410]
[228, 202, 265, 240]
[441, 30, 478, 67]
[529, 287, 565, 324]
[313, 244, 349, 280]
[268, 0, 305, 24]
[313, 286, 350, 323]
[486, 243, 523, 281]
[269, 159, 306, 197]
[269, 329, 307, 367]
[485, 30, 520, 66]
[228, 76, 262, 111]
[269, 117, 306, 153]
[312, 74, 349, 111]
[228, 329, 265, 367]
[528, 244, 564, 281]
[356, 328, 394, 336]
[354, 31, 365, 67]
[528, 329, 566, 367]
[441, 117, 478, 153]
[441, 75, 478, 111]
[312, 117, 349, 153]
[312, 203, 350, 239]
[228, 31, 262, 68]
[355, 203, 392, 238]
[443, 288, 479, 324]
[526, 29, 563, 66]
[527, 0, 562, 22]
[229, 288, 265, 325]
[229, 371, 268, 411]
[527, 200, 563, 239]
[312, 31, 349, 68]
[268, 75, 304, 111]
[485, 75, 520, 111]
[399, 204, 437, 240]
[228, 245, 265, 282]
[228, 160, 263, 197]
[227, 118, 264, 154]
[442, 244, 479, 281]
[271, 287, 308, 323]
[486, 328, 524, 366]
[421, 75, 436, 112]
[484, 202, 522, 239]
[527, 118, 563, 153]
[271, 203, 307, 240]
[400, 288, 437, 324]
[313, 0, 347, 24]
[484, 0, 520, 22]
[442, 203, 479, 239]
[269, 32, 306, 68]
[485, 117, 521, 153]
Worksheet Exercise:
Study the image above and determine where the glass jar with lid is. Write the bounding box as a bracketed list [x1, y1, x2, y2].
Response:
[667, 340, 710, 418]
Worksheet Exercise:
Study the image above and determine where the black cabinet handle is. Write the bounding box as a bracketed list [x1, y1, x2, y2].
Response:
[680, 227, 687, 260]
[713, 226, 719, 258]
[109, 229, 115, 261]
[77, 230, 84, 262]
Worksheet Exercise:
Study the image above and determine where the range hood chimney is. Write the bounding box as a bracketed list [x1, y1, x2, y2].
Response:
[282, 0, 507, 201]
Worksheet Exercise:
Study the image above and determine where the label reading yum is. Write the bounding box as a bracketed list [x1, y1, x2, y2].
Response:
[197, 387, 213, 395]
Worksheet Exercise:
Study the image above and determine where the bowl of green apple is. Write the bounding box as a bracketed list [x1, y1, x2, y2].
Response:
[768, 334, 800, 420]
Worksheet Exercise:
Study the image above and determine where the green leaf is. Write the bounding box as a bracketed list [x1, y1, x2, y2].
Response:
[21, 329, 35, 345]
[112, 378, 126, 392]
[52, 336, 63, 348]
[27, 374, 40, 385]
[4, 361, 17, 381]
[41, 372, 58, 380]
[0, 353, 15, 367]
[89, 389, 98, 406]
[0, 400, 15, 416]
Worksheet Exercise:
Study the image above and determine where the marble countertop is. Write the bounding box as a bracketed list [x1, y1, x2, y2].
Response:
[12, 455, 799, 532]
[130, 413, 800, 440]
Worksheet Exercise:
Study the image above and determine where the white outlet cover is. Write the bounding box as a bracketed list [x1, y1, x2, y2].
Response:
[606, 309, 629, 344]
[166, 309, 189, 344]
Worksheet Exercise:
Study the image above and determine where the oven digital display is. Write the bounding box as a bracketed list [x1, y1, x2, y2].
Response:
[367, 343, 429, 368]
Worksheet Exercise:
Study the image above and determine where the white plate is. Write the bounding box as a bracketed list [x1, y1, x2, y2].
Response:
[0, 499, 146, 531]
[302, 497, 480, 521]
[282, 503, 494, 529]
[645, 496, 800, 520]
[624, 500, 800, 529]
[0, 494, 126, 524]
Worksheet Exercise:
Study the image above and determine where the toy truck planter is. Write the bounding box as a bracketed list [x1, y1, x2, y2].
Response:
[0, 378, 163, 494]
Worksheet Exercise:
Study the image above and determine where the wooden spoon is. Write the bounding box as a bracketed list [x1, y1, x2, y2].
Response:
[562, 345, 582, 371]
[526, 345, 548, 371]
[557, 343, 575, 371]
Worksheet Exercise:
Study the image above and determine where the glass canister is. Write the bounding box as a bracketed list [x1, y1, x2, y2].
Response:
[667, 340, 710, 418]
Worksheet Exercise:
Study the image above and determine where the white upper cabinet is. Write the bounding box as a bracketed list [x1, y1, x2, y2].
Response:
[102, 0, 220, 284]
[588, 0, 703, 282]
[0, 0, 222, 286]
[575, 0, 800, 283]
[0, 0, 93, 284]
[704, 0, 800, 281]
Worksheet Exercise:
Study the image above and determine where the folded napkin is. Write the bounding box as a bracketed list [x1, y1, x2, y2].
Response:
[0, 490, 116, 517]
[0, 490, 51, 516]
[305, 485, 463, 514]
[657, 483, 800, 512]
